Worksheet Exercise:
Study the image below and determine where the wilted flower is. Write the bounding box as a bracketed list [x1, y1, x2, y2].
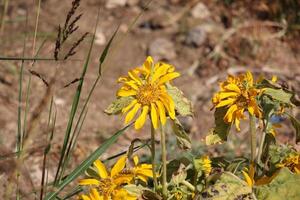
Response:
[194, 156, 212, 176]
[117, 56, 180, 129]
[276, 153, 300, 174]
[212, 71, 262, 131]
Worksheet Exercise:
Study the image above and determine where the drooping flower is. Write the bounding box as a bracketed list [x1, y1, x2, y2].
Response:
[194, 156, 212, 176]
[117, 56, 180, 130]
[276, 153, 300, 174]
[212, 71, 262, 131]
[79, 156, 136, 200]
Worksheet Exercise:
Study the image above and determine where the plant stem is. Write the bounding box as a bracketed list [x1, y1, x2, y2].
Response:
[150, 125, 158, 192]
[160, 126, 167, 199]
[249, 114, 256, 163]
[257, 120, 269, 164]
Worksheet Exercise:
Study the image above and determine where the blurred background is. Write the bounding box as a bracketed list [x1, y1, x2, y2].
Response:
[0, 0, 300, 198]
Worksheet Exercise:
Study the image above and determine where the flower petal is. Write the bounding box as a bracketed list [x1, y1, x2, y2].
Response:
[125, 103, 141, 124]
[224, 104, 238, 123]
[157, 72, 180, 85]
[135, 105, 149, 130]
[224, 83, 241, 93]
[81, 194, 91, 200]
[156, 101, 167, 125]
[117, 89, 137, 97]
[150, 103, 159, 129]
[94, 160, 108, 179]
[122, 99, 137, 113]
[79, 178, 100, 186]
[242, 170, 253, 187]
[111, 156, 127, 177]
[90, 188, 103, 200]
[133, 155, 139, 166]
[151, 63, 172, 83]
[216, 98, 236, 108]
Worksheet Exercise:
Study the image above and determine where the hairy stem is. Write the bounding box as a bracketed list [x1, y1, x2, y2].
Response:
[250, 114, 256, 162]
[150, 125, 158, 192]
[160, 126, 167, 199]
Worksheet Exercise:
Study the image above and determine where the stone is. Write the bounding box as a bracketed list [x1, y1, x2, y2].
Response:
[126, 0, 139, 6]
[148, 38, 176, 61]
[105, 0, 127, 9]
[185, 25, 207, 47]
[191, 2, 210, 19]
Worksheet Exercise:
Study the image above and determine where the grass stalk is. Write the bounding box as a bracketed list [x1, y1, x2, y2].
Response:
[150, 125, 158, 192]
[160, 126, 167, 199]
[0, 0, 9, 35]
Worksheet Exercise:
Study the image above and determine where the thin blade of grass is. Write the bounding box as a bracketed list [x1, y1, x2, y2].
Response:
[44, 124, 130, 200]
[0, 56, 80, 61]
[54, 9, 99, 185]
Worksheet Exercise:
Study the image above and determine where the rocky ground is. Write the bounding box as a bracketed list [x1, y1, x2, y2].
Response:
[0, 0, 299, 199]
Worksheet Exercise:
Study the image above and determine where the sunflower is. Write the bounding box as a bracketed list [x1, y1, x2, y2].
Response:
[117, 56, 180, 130]
[276, 153, 300, 174]
[212, 71, 262, 131]
[79, 156, 135, 200]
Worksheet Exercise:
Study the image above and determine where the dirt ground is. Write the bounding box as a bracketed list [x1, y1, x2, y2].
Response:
[0, 0, 300, 199]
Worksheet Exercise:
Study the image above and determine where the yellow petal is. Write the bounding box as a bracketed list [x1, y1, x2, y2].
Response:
[137, 174, 148, 183]
[90, 188, 103, 200]
[157, 72, 180, 85]
[224, 83, 241, 93]
[150, 103, 159, 129]
[122, 99, 138, 113]
[159, 95, 175, 119]
[272, 75, 277, 83]
[111, 156, 127, 177]
[128, 70, 142, 85]
[224, 104, 238, 123]
[235, 117, 241, 131]
[134, 105, 149, 130]
[242, 171, 253, 187]
[216, 98, 236, 108]
[133, 155, 139, 166]
[117, 89, 137, 97]
[124, 81, 139, 90]
[94, 160, 108, 179]
[218, 92, 239, 99]
[156, 101, 167, 125]
[143, 56, 154, 72]
[246, 71, 254, 86]
[151, 63, 172, 83]
[125, 103, 141, 124]
[79, 178, 100, 185]
[81, 194, 91, 200]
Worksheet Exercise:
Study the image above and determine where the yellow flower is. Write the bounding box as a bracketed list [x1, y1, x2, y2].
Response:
[117, 56, 180, 130]
[80, 188, 136, 200]
[195, 156, 212, 176]
[79, 156, 136, 200]
[276, 154, 300, 174]
[212, 71, 262, 131]
[131, 155, 153, 183]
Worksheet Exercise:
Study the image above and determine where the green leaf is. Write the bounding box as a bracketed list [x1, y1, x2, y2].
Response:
[166, 84, 193, 117]
[287, 114, 300, 143]
[104, 96, 134, 115]
[263, 88, 293, 105]
[206, 107, 231, 145]
[44, 125, 129, 200]
[171, 118, 192, 150]
[201, 172, 255, 199]
[256, 168, 300, 200]
[123, 184, 144, 196]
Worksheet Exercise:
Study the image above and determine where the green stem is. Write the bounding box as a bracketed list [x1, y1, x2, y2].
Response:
[160, 126, 167, 199]
[249, 114, 256, 163]
[257, 121, 268, 164]
[182, 180, 195, 192]
[150, 125, 158, 192]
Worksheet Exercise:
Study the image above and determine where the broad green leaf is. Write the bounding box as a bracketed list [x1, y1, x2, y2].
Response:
[201, 172, 255, 199]
[171, 118, 192, 150]
[123, 184, 145, 196]
[287, 114, 300, 143]
[206, 107, 231, 145]
[44, 125, 129, 200]
[256, 168, 300, 200]
[263, 88, 293, 105]
[104, 96, 134, 115]
[166, 84, 193, 117]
